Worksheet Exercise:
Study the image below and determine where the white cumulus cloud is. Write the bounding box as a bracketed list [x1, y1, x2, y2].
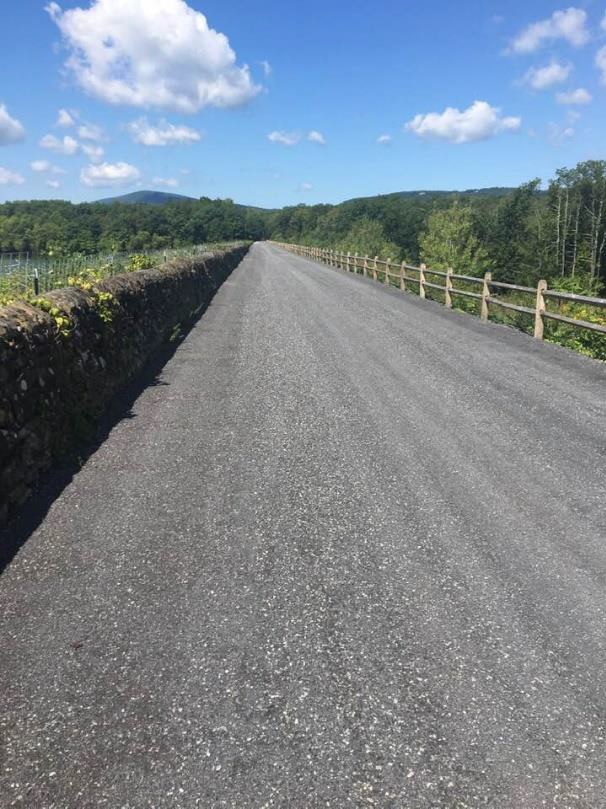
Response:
[80, 161, 141, 188]
[56, 108, 77, 127]
[509, 7, 589, 54]
[308, 130, 326, 145]
[596, 46, 606, 84]
[40, 134, 79, 156]
[556, 87, 592, 104]
[39, 133, 104, 161]
[127, 118, 202, 146]
[548, 121, 575, 145]
[153, 176, 179, 188]
[268, 130, 326, 146]
[81, 143, 105, 163]
[260, 60, 272, 77]
[299, 182, 313, 192]
[78, 123, 105, 142]
[31, 160, 51, 173]
[46, 0, 261, 113]
[268, 130, 301, 146]
[0, 104, 26, 146]
[31, 160, 66, 175]
[0, 167, 25, 185]
[405, 101, 521, 144]
[377, 134, 392, 145]
[524, 61, 572, 90]
[46, 179, 61, 189]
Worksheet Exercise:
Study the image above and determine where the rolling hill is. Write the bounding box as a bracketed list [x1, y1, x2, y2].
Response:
[96, 190, 196, 205]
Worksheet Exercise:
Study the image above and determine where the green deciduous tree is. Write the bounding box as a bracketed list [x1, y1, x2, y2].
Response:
[336, 217, 401, 260]
[419, 201, 491, 275]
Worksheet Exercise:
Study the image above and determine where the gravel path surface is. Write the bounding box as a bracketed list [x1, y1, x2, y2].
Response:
[1, 242, 605, 808]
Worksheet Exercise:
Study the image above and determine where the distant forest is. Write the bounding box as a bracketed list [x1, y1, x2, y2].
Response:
[1, 159, 605, 294]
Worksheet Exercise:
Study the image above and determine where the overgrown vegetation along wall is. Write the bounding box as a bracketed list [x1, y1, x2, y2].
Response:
[0, 245, 248, 525]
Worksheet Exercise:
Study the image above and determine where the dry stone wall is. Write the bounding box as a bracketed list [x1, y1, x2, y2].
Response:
[0, 245, 248, 525]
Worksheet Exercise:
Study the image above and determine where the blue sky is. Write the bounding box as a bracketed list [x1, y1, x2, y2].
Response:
[0, 0, 605, 208]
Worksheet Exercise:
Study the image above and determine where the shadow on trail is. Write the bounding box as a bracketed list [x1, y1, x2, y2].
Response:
[0, 333, 186, 575]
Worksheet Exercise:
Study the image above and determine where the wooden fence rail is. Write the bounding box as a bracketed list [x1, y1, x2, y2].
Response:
[272, 242, 606, 341]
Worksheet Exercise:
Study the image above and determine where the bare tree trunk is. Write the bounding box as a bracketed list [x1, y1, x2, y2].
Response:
[597, 229, 606, 282]
[561, 187, 569, 276]
[591, 197, 604, 279]
[571, 198, 580, 277]
[585, 188, 599, 280]
[597, 197, 606, 282]
[556, 185, 562, 274]
[534, 206, 543, 274]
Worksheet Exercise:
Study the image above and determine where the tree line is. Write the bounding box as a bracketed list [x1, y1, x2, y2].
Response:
[1, 159, 605, 294]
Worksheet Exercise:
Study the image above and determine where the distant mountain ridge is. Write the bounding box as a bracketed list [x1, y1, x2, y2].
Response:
[96, 190, 196, 205]
[95, 187, 523, 209]
[342, 187, 522, 204]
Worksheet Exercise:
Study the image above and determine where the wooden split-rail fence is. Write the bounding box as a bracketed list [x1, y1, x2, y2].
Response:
[272, 243, 606, 341]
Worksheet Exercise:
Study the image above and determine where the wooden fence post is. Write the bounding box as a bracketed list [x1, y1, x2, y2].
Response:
[373, 256, 379, 281]
[399, 262, 406, 291]
[384, 259, 391, 286]
[534, 279, 547, 340]
[346, 252, 351, 272]
[445, 267, 453, 309]
[363, 256, 368, 277]
[354, 252, 358, 274]
[419, 263, 426, 299]
[481, 272, 492, 321]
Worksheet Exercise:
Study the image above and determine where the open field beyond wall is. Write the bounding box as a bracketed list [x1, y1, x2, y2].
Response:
[0, 244, 238, 305]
